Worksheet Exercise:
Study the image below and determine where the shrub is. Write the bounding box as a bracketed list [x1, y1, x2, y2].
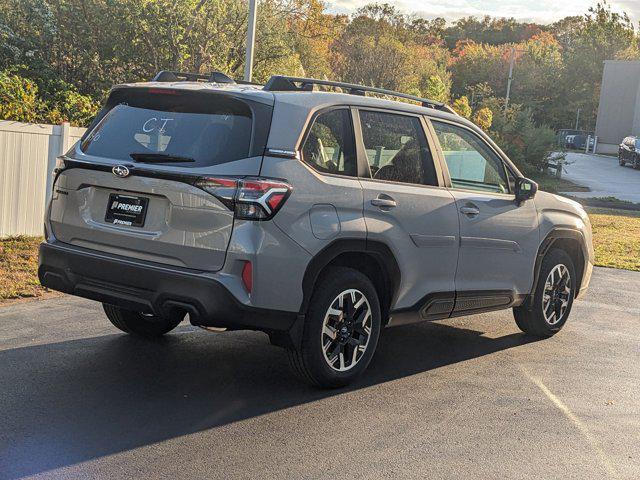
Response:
[43, 89, 100, 127]
[489, 104, 558, 173]
[0, 70, 39, 122]
[473, 107, 493, 131]
[0, 69, 99, 126]
[422, 75, 449, 103]
[452, 95, 472, 118]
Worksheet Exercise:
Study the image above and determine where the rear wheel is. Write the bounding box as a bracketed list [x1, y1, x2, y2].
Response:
[103, 304, 184, 337]
[513, 249, 576, 337]
[288, 267, 381, 388]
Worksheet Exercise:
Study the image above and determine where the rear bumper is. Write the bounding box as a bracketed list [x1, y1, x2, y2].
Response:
[38, 241, 297, 333]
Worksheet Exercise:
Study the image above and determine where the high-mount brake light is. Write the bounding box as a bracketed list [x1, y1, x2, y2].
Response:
[146, 88, 181, 95]
[195, 177, 292, 221]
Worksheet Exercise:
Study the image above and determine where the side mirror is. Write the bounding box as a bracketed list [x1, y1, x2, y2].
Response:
[515, 177, 538, 204]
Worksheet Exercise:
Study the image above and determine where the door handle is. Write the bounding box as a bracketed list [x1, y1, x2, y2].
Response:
[371, 195, 397, 209]
[460, 205, 480, 216]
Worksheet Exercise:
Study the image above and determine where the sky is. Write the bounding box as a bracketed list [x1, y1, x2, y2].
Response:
[325, 0, 640, 25]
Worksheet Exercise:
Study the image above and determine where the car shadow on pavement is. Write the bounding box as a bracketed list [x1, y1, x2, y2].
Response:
[0, 320, 538, 478]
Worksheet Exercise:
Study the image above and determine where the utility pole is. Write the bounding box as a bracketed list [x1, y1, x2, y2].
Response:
[504, 47, 516, 113]
[244, 0, 258, 82]
[504, 47, 525, 113]
[575, 108, 581, 131]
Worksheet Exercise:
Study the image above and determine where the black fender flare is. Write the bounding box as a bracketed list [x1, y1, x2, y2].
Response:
[525, 227, 588, 308]
[299, 239, 401, 316]
[269, 238, 401, 350]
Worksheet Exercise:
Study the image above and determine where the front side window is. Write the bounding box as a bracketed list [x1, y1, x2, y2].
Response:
[359, 110, 438, 186]
[431, 120, 509, 194]
[301, 109, 357, 176]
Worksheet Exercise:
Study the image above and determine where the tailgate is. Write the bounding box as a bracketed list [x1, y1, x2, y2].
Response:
[47, 86, 273, 271]
[50, 168, 233, 271]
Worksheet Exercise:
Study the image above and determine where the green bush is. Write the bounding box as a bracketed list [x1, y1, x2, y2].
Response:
[42, 88, 100, 126]
[489, 104, 558, 173]
[0, 69, 99, 126]
[0, 70, 39, 123]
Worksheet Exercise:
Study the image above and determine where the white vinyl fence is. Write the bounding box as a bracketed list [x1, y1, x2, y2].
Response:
[0, 121, 86, 237]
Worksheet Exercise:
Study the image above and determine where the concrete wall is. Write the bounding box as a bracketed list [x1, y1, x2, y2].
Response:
[595, 60, 640, 154]
[0, 121, 85, 237]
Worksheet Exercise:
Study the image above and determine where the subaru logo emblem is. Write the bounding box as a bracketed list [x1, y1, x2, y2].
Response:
[112, 165, 130, 178]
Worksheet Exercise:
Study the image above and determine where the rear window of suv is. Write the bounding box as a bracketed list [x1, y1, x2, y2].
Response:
[81, 89, 255, 167]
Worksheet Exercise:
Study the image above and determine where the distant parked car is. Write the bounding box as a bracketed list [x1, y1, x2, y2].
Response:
[563, 133, 594, 151]
[619, 136, 640, 169]
[565, 135, 577, 149]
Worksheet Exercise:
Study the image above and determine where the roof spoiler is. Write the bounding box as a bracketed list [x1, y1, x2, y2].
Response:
[151, 71, 241, 84]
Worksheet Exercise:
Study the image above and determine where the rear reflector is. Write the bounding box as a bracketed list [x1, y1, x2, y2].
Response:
[241, 261, 253, 293]
[195, 176, 292, 221]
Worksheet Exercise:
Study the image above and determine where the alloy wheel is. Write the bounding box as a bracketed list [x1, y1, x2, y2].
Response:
[321, 289, 372, 372]
[542, 264, 572, 325]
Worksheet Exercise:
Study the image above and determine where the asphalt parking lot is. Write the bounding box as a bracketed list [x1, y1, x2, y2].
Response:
[562, 152, 640, 203]
[1, 266, 639, 479]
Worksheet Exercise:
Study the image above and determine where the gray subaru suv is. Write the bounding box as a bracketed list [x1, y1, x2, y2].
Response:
[39, 72, 594, 387]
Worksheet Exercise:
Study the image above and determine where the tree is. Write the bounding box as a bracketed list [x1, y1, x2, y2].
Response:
[490, 105, 556, 172]
[444, 16, 542, 48]
[1, 0, 639, 135]
[473, 107, 493, 131]
[331, 3, 450, 96]
[452, 96, 472, 118]
[551, 2, 637, 129]
[422, 75, 449, 103]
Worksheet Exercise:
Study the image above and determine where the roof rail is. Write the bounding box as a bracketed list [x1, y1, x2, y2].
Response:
[152, 70, 236, 84]
[263, 75, 457, 114]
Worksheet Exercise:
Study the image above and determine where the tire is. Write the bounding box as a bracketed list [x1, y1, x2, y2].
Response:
[513, 248, 576, 337]
[288, 267, 381, 388]
[103, 304, 184, 337]
[618, 155, 625, 166]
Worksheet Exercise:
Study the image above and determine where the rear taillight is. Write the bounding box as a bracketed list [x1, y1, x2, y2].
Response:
[195, 177, 292, 221]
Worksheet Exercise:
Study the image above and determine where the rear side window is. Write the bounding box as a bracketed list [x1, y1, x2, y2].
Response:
[301, 109, 357, 176]
[81, 90, 255, 167]
[359, 110, 438, 186]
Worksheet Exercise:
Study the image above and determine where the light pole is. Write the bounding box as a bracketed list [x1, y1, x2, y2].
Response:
[244, 0, 258, 82]
[504, 47, 525, 113]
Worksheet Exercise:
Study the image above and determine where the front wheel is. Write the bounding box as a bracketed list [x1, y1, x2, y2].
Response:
[288, 267, 381, 388]
[103, 304, 184, 337]
[513, 249, 576, 337]
[618, 155, 625, 166]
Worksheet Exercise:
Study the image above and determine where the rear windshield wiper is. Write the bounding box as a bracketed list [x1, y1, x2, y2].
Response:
[130, 153, 195, 163]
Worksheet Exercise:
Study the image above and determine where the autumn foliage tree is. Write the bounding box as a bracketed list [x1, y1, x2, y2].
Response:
[0, 0, 638, 172]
